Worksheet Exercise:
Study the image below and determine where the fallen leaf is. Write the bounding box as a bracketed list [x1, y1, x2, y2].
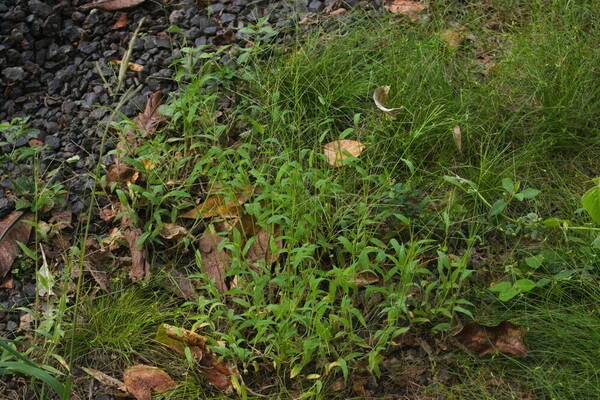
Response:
[452, 125, 462, 153]
[0, 212, 33, 279]
[123, 365, 176, 400]
[323, 0, 339, 13]
[329, 8, 347, 16]
[299, 14, 319, 25]
[81, 238, 112, 291]
[385, 0, 428, 21]
[99, 205, 117, 222]
[352, 375, 369, 396]
[18, 313, 34, 333]
[159, 223, 188, 240]
[213, 30, 235, 46]
[49, 211, 72, 235]
[352, 271, 379, 287]
[134, 91, 165, 136]
[112, 12, 130, 30]
[0, 277, 14, 289]
[246, 227, 282, 272]
[82, 367, 127, 393]
[109, 60, 144, 72]
[440, 29, 462, 49]
[198, 232, 230, 293]
[107, 163, 140, 186]
[28, 138, 44, 147]
[165, 271, 198, 301]
[323, 140, 366, 167]
[155, 324, 237, 393]
[454, 321, 527, 357]
[120, 212, 150, 282]
[80, 0, 145, 11]
[180, 186, 253, 220]
[373, 86, 402, 117]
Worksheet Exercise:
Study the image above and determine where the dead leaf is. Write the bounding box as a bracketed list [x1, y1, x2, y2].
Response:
[0, 277, 14, 289]
[28, 138, 44, 147]
[452, 125, 462, 153]
[123, 365, 176, 400]
[0, 212, 33, 279]
[299, 14, 319, 25]
[99, 205, 117, 222]
[159, 223, 188, 240]
[213, 30, 235, 46]
[81, 238, 112, 291]
[385, 0, 428, 21]
[112, 12, 130, 30]
[49, 211, 72, 235]
[165, 271, 198, 301]
[180, 186, 253, 220]
[107, 163, 140, 186]
[373, 86, 402, 117]
[134, 91, 165, 136]
[352, 271, 379, 287]
[82, 367, 127, 393]
[323, 140, 366, 167]
[246, 227, 282, 272]
[329, 8, 347, 16]
[352, 375, 369, 396]
[198, 232, 230, 293]
[18, 313, 34, 333]
[323, 0, 339, 13]
[120, 212, 150, 282]
[454, 321, 527, 357]
[109, 60, 144, 72]
[80, 0, 145, 11]
[440, 29, 462, 49]
[155, 324, 237, 393]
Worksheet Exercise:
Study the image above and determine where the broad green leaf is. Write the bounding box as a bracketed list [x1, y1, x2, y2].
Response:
[525, 255, 543, 269]
[489, 199, 507, 217]
[501, 178, 515, 195]
[582, 186, 600, 225]
[498, 287, 519, 301]
[514, 279, 536, 292]
[489, 281, 511, 292]
[516, 188, 540, 201]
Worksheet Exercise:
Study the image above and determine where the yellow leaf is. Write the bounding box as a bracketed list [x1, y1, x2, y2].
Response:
[109, 59, 144, 72]
[323, 140, 365, 167]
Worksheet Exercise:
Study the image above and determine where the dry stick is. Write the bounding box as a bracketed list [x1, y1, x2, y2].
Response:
[116, 17, 145, 94]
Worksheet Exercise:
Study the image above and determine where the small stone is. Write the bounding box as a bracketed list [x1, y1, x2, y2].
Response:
[45, 135, 60, 149]
[308, 0, 324, 12]
[28, 0, 53, 18]
[169, 9, 185, 25]
[23, 283, 36, 298]
[2, 67, 25, 81]
[221, 13, 236, 24]
[6, 320, 18, 332]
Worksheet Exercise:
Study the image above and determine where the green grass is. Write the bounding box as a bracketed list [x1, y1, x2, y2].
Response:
[7, 0, 600, 398]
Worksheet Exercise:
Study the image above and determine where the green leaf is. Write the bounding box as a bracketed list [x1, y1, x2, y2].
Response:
[488, 199, 507, 217]
[516, 188, 540, 201]
[501, 178, 515, 195]
[525, 255, 543, 269]
[582, 186, 600, 225]
[489, 281, 511, 292]
[498, 287, 519, 301]
[514, 279, 536, 292]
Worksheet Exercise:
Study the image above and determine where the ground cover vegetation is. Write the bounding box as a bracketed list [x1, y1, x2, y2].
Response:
[1, 0, 599, 399]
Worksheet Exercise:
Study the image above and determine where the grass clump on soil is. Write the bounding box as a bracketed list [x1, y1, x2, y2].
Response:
[7, 0, 600, 399]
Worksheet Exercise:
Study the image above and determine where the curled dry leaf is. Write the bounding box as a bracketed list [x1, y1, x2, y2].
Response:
[120, 212, 150, 282]
[385, 0, 428, 21]
[112, 12, 130, 29]
[352, 271, 379, 287]
[213, 30, 235, 46]
[329, 8, 347, 16]
[246, 226, 282, 272]
[107, 163, 140, 186]
[440, 29, 462, 49]
[109, 60, 144, 72]
[0, 211, 33, 279]
[198, 232, 231, 293]
[82, 367, 127, 393]
[454, 321, 527, 357]
[81, 238, 112, 291]
[28, 138, 44, 147]
[123, 364, 176, 400]
[159, 223, 188, 240]
[323, 140, 366, 167]
[180, 186, 253, 219]
[373, 86, 402, 116]
[80, 0, 145, 11]
[452, 125, 462, 153]
[155, 324, 237, 393]
[48, 211, 72, 235]
[99, 205, 117, 222]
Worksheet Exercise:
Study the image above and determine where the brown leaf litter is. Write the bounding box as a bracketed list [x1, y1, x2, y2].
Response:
[454, 321, 527, 357]
[123, 364, 176, 400]
[80, 0, 145, 11]
[323, 140, 366, 167]
[0, 211, 33, 279]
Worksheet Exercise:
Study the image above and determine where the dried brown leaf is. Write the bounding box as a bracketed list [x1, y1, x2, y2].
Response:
[112, 12, 130, 29]
[159, 223, 188, 240]
[385, 0, 428, 19]
[120, 213, 150, 282]
[329, 8, 347, 16]
[0, 212, 33, 278]
[454, 321, 527, 357]
[180, 186, 253, 220]
[323, 140, 365, 167]
[49, 211, 72, 235]
[352, 271, 379, 287]
[198, 232, 230, 293]
[155, 324, 236, 393]
[213, 30, 235, 46]
[0, 277, 14, 289]
[28, 138, 44, 147]
[107, 163, 139, 185]
[82, 367, 127, 393]
[452, 125, 462, 153]
[80, 0, 145, 11]
[134, 91, 165, 136]
[109, 60, 144, 72]
[123, 365, 176, 400]
[246, 227, 282, 272]
[99, 205, 117, 222]
[373, 86, 402, 116]
[440, 29, 462, 49]
[299, 14, 319, 25]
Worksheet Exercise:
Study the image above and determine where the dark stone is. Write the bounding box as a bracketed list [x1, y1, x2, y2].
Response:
[23, 283, 36, 298]
[221, 13, 236, 24]
[2, 67, 25, 81]
[45, 135, 61, 149]
[6, 320, 18, 332]
[0, 197, 14, 219]
[28, 0, 53, 18]
[308, 0, 324, 12]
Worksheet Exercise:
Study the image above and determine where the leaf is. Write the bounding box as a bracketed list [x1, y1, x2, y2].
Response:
[0, 212, 33, 278]
[155, 324, 237, 393]
[488, 199, 507, 217]
[112, 12, 130, 30]
[198, 232, 231, 293]
[352, 271, 379, 287]
[514, 279, 536, 293]
[498, 287, 519, 301]
[36, 245, 54, 297]
[440, 29, 462, 49]
[323, 140, 365, 167]
[123, 365, 176, 400]
[165, 271, 198, 301]
[582, 186, 600, 225]
[452, 125, 462, 153]
[246, 226, 282, 272]
[107, 163, 140, 185]
[80, 0, 145, 10]
[120, 211, 150, 282]
[82, 367, 127, 393]
[489, 281, 511, 293]
[372, 86, 402, 116]
[159, 223, 188, 240]
[109, 60, 144, 72]
[454, 321, 527, 357]
[525, 255, 543, 269]
[134, 91, 165, 135]
[180, 186, 254, 220]
[501, 178, 515, 195]
[384, 0, 427, 21]
[515, 188, 540, 201]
